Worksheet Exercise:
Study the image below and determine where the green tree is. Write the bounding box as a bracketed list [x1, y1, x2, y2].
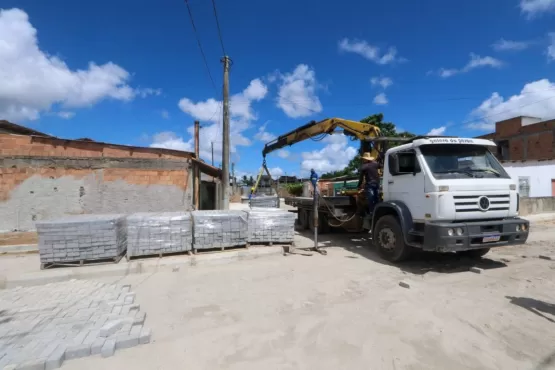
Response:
[320, 114, 416, 179]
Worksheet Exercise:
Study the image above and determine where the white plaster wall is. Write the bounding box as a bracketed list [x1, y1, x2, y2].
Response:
[503, 160, 555, 197]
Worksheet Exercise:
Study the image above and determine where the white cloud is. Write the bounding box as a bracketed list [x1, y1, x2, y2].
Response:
[150, 131, 191, 152]
[301, 134, 357, 173]
[136, 88, 162, 98]
[276, 64, 323, 118]
[268, 167, 284, 177]
[467, 79, 555, 131]
[492, 38, 532, 51]
[277, 149, 290, 159]
[373, 93, 388, 105]
[370, 76, 393, 89]
[57, 111, 75, 119]
[161, 110, 170, 119]
[0, 8, 156, 121]
[254, 121, 276, 142]
[548, 33, 555, 61]
[338, 38, 405, 65]
[427, 126, 446, 135]
[520, 0, 555, 17]
[153, 78, 268, 161]
[436, 53, 503, 78]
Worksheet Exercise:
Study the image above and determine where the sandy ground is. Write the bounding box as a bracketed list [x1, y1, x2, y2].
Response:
[2, 206, 555, 369]
[22, 219, 550, 370]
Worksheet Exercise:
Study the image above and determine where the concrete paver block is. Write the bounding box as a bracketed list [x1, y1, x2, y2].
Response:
[0, 281, 152, 367]
[139, 328, 151, 344]
[101, 339, 116, 358]
[469, 267, 483, 274]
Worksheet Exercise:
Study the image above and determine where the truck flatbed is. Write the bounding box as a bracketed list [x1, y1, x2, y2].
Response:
[284, 196, 354, 207]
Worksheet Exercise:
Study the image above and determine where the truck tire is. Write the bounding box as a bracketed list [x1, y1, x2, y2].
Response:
[296, 209, 309, 230]
[308, 211, 330, 234]
[373, 215, 412, 262]
[458, 248, 490, 259]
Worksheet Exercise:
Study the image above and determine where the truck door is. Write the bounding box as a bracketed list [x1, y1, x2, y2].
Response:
[386, 149, 426, 221]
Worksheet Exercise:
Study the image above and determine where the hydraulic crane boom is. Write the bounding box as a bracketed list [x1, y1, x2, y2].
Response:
[262, 117, 382, 157]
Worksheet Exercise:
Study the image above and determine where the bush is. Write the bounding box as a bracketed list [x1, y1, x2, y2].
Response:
[285, 183, 303, 196]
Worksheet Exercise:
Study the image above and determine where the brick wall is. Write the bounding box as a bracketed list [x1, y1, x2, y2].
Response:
[0, 134, 194, 231]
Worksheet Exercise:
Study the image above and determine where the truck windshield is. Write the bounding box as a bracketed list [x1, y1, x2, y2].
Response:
[419, 144, 510, 179]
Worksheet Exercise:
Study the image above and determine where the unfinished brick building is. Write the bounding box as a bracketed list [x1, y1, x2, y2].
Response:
[479, 116, 555, 197]
[0, 121, 221, 232]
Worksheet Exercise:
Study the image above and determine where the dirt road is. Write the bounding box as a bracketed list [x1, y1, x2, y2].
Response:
[51, 220, 555, 370]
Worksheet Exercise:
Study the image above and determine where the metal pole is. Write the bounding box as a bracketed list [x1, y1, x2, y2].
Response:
[211, 142, 214, 166]
[221, 56, 231, 210]
[194, 120, 200, 210]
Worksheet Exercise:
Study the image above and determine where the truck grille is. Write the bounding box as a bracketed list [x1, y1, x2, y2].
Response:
[454, 194, 510, 213]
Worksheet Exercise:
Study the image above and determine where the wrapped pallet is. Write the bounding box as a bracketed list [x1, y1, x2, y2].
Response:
[126, 212, 193, 258]
[246, 208, 295, 244]
[249, 195, 279, 208]
[192, 210, 248, 250]
[36, 214, 127, 266]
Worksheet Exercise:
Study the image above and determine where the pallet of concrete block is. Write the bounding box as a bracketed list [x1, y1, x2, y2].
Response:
[126, 212, 193, 259]
[191, 210, 248, 251]
[245, 208, 295, 245]
[249, 195, 279, 208]
[36, 214, 127, 269]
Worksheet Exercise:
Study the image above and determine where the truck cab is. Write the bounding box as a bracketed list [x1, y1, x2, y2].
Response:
[372, 136, 529, 262]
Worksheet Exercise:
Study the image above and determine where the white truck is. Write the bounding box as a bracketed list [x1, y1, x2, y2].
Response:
[372, 136, 529, 261]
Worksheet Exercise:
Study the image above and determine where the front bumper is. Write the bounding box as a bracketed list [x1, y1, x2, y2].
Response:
[422, 218, 529, 252]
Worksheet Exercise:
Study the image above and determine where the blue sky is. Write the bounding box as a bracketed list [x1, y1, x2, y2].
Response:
[1, 0, 555, 178]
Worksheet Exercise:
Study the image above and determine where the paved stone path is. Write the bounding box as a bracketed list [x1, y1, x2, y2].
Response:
[0, 280, 151, 369]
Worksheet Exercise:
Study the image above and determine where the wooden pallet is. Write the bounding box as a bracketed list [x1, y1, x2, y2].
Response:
[126, 250, 193, 261]
[40, 251, 125, 269]
[246, 241, 295, 247]
[192, 244, 248, 254]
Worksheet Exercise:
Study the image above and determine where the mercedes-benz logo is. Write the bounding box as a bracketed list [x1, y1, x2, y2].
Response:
[478, 196, 490, 211]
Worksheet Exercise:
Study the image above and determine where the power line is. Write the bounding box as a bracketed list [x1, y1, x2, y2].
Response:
[210, 0, 227, 55]
[184, 0, 218, 94]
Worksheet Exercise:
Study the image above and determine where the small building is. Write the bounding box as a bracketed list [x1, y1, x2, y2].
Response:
[0, 120, 222, 231]
[478, 116, 555, 197]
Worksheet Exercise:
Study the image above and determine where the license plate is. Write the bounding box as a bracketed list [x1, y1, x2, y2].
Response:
[482, 235, 500, 243]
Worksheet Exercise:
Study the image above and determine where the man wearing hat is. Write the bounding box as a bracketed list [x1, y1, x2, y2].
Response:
[357, 152, 380, 215]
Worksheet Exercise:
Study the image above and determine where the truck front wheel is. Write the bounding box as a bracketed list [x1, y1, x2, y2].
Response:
[373, 215, 412, 262]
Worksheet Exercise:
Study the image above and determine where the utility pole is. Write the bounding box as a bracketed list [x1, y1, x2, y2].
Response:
[221, 55, 232, 210]
[194, 120, 200, 210]
[211, 142, 214, 166]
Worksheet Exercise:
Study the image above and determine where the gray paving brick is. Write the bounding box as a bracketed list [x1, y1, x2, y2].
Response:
[65, 344, 91, 360]
[45, 345, 65, 370]
[0, 281, 151, 367]
[139, 327, 152, 345]
[115, 334, 139, 350]
[100, 339, 116, 358]
[17, 358, 46, 370]
[99, 320, 123, 338]
[90, 338, 105, 355]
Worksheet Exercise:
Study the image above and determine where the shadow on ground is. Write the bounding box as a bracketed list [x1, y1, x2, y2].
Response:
[507, 296, 555, 324]
[295, 230, 507, 275]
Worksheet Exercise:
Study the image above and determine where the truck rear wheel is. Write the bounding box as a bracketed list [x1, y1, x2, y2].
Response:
[296, 209, 309, 230]
[458, 248, 490, 259]
[308, 211, 330, 234]
[373, 215, 412, 262]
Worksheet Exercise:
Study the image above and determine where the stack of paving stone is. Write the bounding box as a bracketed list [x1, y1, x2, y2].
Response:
[191, 210, 248, 250]
[36, 214, 127, 265]
[126, 212, 193, 258]
[249, 195, 279, 208]
[246, 208, 296, 244]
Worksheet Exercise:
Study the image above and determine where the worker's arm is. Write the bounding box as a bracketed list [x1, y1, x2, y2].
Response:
[357, 166, 364, 188]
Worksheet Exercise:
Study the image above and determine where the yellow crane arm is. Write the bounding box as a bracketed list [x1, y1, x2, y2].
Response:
[262, 117, 382, 157]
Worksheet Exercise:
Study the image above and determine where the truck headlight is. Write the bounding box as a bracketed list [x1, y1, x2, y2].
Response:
[455, 227, 464, 236]
[447, 228, 454, 236]
[516, 224, 521, 232]
[521, 224, 527, 231]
